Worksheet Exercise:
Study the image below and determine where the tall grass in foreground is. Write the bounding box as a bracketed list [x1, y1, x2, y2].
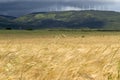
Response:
[0, 34, 120, 80]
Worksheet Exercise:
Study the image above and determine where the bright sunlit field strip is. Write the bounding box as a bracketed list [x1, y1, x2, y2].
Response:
[0, 30, 120, 80]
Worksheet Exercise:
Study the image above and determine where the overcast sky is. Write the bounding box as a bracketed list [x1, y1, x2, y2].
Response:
[0, 0, 120, 16]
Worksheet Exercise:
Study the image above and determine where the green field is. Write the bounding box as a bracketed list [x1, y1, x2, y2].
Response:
[0, 30, 120, 37]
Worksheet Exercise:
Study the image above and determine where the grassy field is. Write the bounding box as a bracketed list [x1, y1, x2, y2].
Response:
[0, 30, 120, 80]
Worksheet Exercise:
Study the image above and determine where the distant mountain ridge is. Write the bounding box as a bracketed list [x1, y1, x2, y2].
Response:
[0, 15, 16, 20]
[0, 10, 120, 30]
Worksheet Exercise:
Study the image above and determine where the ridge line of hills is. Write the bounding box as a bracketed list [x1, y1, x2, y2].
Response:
[0, 10, 120, 30]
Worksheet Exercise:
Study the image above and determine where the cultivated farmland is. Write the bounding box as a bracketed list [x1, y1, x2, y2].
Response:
[0, 30, 120, 80]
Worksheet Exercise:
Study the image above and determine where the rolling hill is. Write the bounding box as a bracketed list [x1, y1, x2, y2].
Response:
[0, 15, 18, 29]
[0, 10, 120, 30]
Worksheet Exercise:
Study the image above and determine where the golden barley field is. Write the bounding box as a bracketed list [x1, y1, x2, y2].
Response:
[0, 30, 120, 80]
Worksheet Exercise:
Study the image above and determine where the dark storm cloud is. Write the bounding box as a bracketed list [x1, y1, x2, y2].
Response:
[0, 0, 119, 16]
